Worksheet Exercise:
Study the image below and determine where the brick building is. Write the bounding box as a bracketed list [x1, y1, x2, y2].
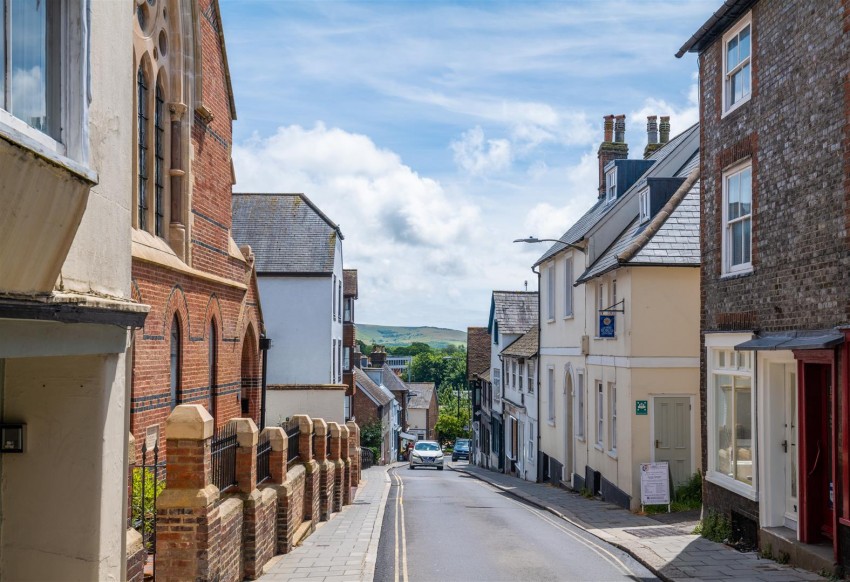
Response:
[130, 0, 264, 458]
[678, 0, 850, 570]
[343, 269, 359, 419]
[467, 326, 492, 468]
[407, 382, 438, 441]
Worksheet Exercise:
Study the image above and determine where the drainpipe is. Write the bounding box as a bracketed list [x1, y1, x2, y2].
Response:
[259, 335, 272, 430]
[532, 264, 541, 483]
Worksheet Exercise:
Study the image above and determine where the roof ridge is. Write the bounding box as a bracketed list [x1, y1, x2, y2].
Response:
[232, 192, 344, 238]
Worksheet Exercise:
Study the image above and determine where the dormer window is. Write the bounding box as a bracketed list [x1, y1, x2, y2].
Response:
[605, 168, 617, 202]
[639, 189, 650, 223]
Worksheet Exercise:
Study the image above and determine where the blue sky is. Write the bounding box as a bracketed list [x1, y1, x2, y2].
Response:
[221, 0, 715, 332]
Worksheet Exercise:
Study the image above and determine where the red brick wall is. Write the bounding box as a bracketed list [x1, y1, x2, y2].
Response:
[352, 390, 380, 426]
[130, 0, 262, 458]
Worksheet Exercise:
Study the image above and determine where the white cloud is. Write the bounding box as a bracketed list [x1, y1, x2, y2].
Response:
[628, 73, 700, 156]
[451, 126, 512, 175]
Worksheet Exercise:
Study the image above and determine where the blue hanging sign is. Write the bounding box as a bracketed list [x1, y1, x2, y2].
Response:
[599, 314, 616, 338]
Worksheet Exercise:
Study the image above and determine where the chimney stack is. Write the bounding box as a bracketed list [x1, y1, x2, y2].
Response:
[370, 345, 386, 368]
[597, 114, 629, 198]
[644, 115, 663, 158]
[659, 116, 671, 144]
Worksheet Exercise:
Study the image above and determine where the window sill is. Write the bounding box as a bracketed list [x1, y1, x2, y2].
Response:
[721, 95, 751, 120]
[547, 420, 556, 427]
[547, 318, 556, 324]
[577, 436, 586, 443]
[0, 119, 96, 184]
[594, 443, 604, 452]
[593, 336, 618, 341]
[607, 450, 618, 460]
[563, 315, 574, 321]
[705, 470, 757, 501]
[720, 269, 753, 280]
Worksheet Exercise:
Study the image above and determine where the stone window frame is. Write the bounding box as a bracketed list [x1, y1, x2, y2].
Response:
[547, 263, 556, 322]
[0, 0, 89, 166]
[705, 333, 757, 501]
[721, 11, 753, 118]
[722, 160, 753, 276]
[563, 255, 574, 319]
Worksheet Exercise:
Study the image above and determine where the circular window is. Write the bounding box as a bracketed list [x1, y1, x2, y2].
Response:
[159, 30, 168, 57]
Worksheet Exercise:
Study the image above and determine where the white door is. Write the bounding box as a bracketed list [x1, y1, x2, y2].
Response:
[784, 364, 799, 528]
[654, 397, 692, 488]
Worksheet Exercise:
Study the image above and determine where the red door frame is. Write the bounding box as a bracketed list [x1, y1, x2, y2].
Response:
[794, 348, 838, 559]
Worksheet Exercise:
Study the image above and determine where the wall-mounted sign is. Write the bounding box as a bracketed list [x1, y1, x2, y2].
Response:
[640, 461, 670, 507]
[635, 400, 648, 415]
[599, 315, 616, 338]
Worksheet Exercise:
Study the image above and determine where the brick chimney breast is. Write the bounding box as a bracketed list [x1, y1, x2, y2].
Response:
[597, 114, 629, 197]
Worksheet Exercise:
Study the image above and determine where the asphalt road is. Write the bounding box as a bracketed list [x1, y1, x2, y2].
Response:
[373, 462, 658, 582]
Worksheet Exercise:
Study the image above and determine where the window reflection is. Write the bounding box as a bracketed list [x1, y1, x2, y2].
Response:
[10, 0, 48, 133]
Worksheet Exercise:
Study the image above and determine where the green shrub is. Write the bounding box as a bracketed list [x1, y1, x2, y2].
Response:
[695, 510, 732, 543]
[675, 472, 702, 505]
[131, 467, 166, 551]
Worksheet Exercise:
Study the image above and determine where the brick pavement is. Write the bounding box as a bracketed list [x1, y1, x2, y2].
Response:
[259, 464, 393, 582]
[451, 462, 826, 582]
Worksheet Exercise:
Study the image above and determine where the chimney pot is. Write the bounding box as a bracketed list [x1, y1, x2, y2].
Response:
[659, 116, 671, 144]
[646, 115, 658, 144]
[603, 115, 614, 143]
[614, 114, 626, 143]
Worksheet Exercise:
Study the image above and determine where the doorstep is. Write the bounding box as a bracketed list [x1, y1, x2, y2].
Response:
[761, 526, 837, 577]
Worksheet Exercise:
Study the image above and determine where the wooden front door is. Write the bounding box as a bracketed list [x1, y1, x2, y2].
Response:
[654, 397, 692, 488]
[799, 361, 833, 543]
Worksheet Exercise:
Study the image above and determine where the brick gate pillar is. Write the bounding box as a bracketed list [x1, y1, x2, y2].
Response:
[156, 405, 218, 581]
[312, 419, 334, 521]
[327, 422, 344, 513]
[346, 421, 361, 486]
[292, 415, 320, 529]
[340, 424, 352, 505]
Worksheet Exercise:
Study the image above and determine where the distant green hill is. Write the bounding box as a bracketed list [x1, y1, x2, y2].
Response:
[356, 324, 467, 349]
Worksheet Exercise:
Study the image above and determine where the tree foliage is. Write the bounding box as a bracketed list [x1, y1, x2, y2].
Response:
[409, 349, 466, 390]
[435, 388, 471, 444]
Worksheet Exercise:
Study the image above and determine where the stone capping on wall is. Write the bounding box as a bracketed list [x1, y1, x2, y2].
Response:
[148, 405, 360, 581]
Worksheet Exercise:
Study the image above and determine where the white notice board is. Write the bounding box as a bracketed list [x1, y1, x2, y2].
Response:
[640, 462, 670, 506]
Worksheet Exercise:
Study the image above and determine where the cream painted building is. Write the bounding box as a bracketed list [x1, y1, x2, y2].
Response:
[0, 2, 148, 579]
[536, 118, 701, 510]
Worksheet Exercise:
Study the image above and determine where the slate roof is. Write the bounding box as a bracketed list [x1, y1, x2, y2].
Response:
[343, 269, 358, 298]
[534, 124, 698, 268]
[676, 0, 757, 58]
[381, 365, 408, 393]
[500, 327, 538, 359]
[231, 193, 343, 275]
[489, 291, 538, 335]
[466, 327, 491, 381]
[407, 383, 435, 409]
[354, 367, 393, 407]
[577, 148, 701, 284]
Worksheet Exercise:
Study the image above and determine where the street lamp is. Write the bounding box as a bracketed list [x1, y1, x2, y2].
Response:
[513, 236, 586, 253]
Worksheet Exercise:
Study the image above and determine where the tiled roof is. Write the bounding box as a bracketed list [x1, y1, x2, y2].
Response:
[489, 291, 538, 335]
[231, 193, 342, 274]
[381, 365, 408, 393]
[354, 367, 393, 407]
[500, 327, 538, 358]
[534, 124, 699, 268]
[343, 269, 358, 298]
[577, 149, 701, 283]
[466, 327, 491, 381]
[407, 383, 435, 409]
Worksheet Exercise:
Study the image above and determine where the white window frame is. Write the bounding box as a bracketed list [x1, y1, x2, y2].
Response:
[527, 421, 534, 460]
[547, 366, 555, 424]
[344, 346, 350, 371]
[576, 371, 585, 440]
[722, 161, 753, 275]
[512, 360, 517, 388]
[605, 167, 617, 202]
[528, 359, 535, 394]
[518, 362, 525, 392]
[0, 0, 90, 164]
[639, 189, 650, 223]
[608, 382, 617, 456]
[547, 264, 556, 321]
[705, 334, 757, 500]
[722, 12, 752, 117]
[344, 297, 352, 322]
[563, 256, 573, 318]
[595, 381, 604, 448]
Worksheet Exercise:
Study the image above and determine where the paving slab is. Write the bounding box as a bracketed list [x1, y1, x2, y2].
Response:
[259, 464, 393, 582]
[450, 462, 826, 582]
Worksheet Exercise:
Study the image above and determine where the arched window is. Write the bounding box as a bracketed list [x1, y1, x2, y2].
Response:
[170, 316, 180, 408]
[137, 66, 149, 231]
[154, 82, 165, 237]
[209, 321, 217, 419]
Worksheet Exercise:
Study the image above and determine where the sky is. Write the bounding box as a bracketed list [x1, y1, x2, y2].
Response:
[220, 0, 715, 332]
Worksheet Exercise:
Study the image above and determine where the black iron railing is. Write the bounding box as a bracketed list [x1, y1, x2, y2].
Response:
[285, 419, 301, 465]
[211, 423, 238, 491]
[361, 447, 375, 470]
[256, 431, 272, 484]
[326, 432, 332, 459]
[131, 440, 166, 557]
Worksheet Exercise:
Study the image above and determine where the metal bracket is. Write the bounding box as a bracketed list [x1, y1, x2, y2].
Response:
[599, 299, 625, 314]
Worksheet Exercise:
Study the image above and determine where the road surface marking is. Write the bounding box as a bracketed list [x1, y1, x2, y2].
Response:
[391, 469, 409, 582]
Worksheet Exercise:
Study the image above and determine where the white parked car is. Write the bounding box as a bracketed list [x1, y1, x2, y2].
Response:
[408, 440, 444, 470]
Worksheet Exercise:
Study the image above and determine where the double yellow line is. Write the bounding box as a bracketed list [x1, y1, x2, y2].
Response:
[391, 469, 409, 582]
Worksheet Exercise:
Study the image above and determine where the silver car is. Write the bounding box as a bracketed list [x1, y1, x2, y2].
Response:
[408, 440, 444, 470]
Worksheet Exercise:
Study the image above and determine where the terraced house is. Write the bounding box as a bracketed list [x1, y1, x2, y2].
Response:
[536, 115, 701, 510]
[678, 0, 850, 572]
